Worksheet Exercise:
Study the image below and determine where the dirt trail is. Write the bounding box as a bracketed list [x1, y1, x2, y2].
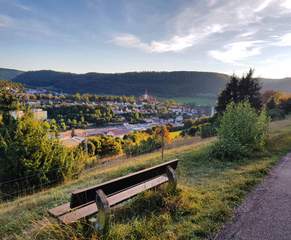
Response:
[215, 153, 291, 240]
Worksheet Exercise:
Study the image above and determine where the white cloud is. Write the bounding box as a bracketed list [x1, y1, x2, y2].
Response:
[209, 41, 264, 63]
[112, 24, 225, 53]
[0, 15, 13, 28]
[254, 0, 273, 12]
[280, 0, 291, 9]
[13, 1, 32, 12]
[273, 33, 291, 46]
[112, 34, 150, 51]
[112, 0, 291, 58]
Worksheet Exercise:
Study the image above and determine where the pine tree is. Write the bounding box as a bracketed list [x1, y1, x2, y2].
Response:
[216, 69, 262, 114]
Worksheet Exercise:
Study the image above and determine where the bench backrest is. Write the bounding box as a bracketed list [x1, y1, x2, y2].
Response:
[70, 159, 179, 208]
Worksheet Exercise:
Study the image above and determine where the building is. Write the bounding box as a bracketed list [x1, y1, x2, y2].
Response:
[9, 110, 24, 119]
[31, 109, 47, 121]
[138, 90, 157, 104]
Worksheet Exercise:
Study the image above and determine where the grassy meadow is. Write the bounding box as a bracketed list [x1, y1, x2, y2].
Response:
[1, 117, 291, 239]
[167, 96, 216, 106]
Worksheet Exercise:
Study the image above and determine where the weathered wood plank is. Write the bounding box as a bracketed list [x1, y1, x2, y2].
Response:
[59, 175, 168, 224]
[108, 175, 168, 206]
[48, 202, 70, 217]
[70, 159, 178, 208]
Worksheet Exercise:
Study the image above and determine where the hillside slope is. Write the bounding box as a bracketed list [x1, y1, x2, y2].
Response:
[263, 78, 291, 92]
[1, 118, 291, 239]
[0, 68, 23, 80]
[4, 67, 291, 97]
[13, 70, 229, 97]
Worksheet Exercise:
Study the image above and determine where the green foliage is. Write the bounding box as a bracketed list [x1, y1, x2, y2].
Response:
[81, 135, 123, 158]
[14, 70, 229, 97]
[212, 101, 269, 160]
[0, 113, 87, 197]
[188, 126, 198, 136]
[268, 108, 285, 121]
[200, 124, 217, 138]
[46, 104, 117, 128]
[216, 69, 262, 114]
[123, 111, 143, 124]
[0, 80, 23, 111]
[123, 134, 161, 156]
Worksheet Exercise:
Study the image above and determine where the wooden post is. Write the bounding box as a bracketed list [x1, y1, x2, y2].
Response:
[166, 166, 177, 191]
[161, 129, 165, 160]
[95, 189, 110, 234]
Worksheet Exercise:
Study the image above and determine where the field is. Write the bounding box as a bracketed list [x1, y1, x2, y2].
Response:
[1, 117, 291, 239]
[165, 96, 217, 106]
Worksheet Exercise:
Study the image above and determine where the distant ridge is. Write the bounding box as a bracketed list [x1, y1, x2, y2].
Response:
[262, 77, 291, 92]
[0, 67, 289, 97]
[0, 68, 23, 80]
[12, 70, 229, 97]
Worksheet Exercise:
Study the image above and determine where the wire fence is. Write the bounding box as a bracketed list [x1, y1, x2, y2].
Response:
[0, 136, 202, 202]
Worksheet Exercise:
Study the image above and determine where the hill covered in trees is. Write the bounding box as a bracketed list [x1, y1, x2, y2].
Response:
[263, 77, 291, 92]
[13, 70, 229, 97]
[0, 67, 290, 98]
[0, 68, 23, 80]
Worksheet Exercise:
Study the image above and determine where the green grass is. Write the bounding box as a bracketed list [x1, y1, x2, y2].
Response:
[164, 96, 216, 106]
[1, 118, 291, 240]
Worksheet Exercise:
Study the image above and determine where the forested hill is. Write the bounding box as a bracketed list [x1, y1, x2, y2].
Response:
[263, 78, 291, 92]
[0, 68, 23, 80]
[13, 70, 229, 97]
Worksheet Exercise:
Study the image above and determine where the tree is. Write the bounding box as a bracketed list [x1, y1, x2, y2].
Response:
[154, 126, 173, 160]
[212, 101, 269, 160]
[0, 113, 87, 197]
[0, 80, 23, 112]
[216, 69, 262, 114]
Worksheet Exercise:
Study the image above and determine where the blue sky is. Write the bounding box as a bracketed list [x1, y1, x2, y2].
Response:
[1, 0, 291, 78]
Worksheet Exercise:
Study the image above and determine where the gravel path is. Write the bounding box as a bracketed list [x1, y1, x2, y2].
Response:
[215, 153, 291, 240]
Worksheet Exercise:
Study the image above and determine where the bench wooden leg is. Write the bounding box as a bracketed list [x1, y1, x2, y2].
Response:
[95, 189, 110, 234]
[166, 166, 177, 191]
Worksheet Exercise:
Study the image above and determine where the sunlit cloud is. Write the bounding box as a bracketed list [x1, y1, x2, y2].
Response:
[273, 33, 291, 46]
[280, 0, 291, 9]
[209, 41, 265, 63]
[254, 0, 273, 12]
[112, 24, 225, 53]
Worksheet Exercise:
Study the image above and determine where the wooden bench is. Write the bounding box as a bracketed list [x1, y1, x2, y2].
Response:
[49, 159, 179, 231]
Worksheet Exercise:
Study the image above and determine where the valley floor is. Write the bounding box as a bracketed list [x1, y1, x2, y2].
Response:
[1, 117, 291, 239]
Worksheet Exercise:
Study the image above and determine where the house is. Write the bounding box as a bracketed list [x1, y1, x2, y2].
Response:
[9, 110, 24, 119]
[106, 128, 130, 138]
[31, 109, 47, 121]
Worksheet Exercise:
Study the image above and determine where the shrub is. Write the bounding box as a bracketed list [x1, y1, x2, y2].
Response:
[199, 124, 217, 138]
[188, 126, 198, 136]
[211, 101, 269, 160]
[0, 113, 87, 197]
[268, 108, 285, 121]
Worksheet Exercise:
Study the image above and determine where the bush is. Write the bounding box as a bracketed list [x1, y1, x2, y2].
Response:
[81, 135, 123, 158]
[199, 124, 217, 138]
[268, 108, 285, 121]
[211, 101, 269, 160]
[0, 113, 87, 198]
[188, 126, 198, 136]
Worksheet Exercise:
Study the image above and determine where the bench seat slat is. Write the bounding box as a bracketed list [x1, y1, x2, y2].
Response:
[58, 175, 168, 224]
[70, 159, 178, 208]
[49, 202, 70, 217]
[108, 175, 168, 206]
